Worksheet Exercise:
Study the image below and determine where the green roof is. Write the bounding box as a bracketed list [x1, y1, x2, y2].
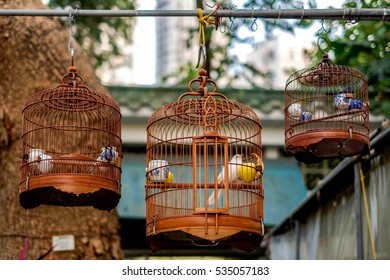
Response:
[108, 85, 285, 115]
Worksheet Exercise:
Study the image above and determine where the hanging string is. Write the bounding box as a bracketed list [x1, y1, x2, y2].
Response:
[196, 8, 217, 68]
[197, 8, 217, 49]
[357, 159, 377, 260]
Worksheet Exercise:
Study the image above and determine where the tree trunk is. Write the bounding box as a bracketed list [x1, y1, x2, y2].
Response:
[0, 0, 123, 259]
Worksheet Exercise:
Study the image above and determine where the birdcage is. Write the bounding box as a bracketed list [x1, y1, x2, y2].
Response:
[284, 53, 370, 164]
[145, 69, 264, 252]
[19, 66, 122, 211]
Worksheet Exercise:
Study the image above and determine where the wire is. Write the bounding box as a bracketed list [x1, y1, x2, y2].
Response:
[358, 160, 377, 260]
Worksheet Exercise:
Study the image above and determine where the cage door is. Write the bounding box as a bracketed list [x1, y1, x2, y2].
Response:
[192, 135, 228, 213]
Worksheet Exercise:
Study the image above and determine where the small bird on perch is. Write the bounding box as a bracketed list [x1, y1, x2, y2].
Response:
[208, 154, 243, 206]
[238, 153, 264, 183]
[382, 118, 390, 129]
[28, 148, 53, 174]
[97, 144, 118, 163]
[96, 144, 118, 172]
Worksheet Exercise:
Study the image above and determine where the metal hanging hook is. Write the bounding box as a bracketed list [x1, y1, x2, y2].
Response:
[382, 8, 387, 22]
[317, 36, 335, 54]
[316, 19, 334, 54]
[300, 5, 305, 23]
[316, 19, 328, 37]
[196, 44, 207, 69]
[68, 8, 77, 66]
[250, 6, 261, 31]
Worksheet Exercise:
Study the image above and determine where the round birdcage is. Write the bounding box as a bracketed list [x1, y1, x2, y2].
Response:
[19, 66, 122, 211]
[145, 69, 264, 252]
[284, 53, 370, 164]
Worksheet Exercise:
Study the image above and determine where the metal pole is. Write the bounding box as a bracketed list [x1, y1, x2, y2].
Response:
[354, 162, 364, 260]
[295, 219, 301, 260]
[0, 8, 388, 21]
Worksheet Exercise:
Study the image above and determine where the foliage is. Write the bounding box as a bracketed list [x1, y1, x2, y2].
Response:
[47, 0, 135, 68]
[315, 0, 390, 117]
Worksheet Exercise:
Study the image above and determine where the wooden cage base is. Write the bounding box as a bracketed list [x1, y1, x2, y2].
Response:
[146, 215, 263, 252]
[285, 130, 369, 164]
[19, 174, 121, 211]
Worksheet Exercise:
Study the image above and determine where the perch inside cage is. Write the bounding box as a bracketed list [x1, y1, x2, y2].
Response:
[145, 69, 264, 252]
[284, 53, 370, 164]
[19, 66, 122, 211]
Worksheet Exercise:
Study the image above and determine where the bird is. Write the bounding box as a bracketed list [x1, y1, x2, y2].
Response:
[382, 118, 390, 129]
[98, 145, 118, 163]
[334, 93, 350, 110]
[28, 148, 53, 174]
[300, 111, 312, 122]
[37, 153, 53, 174]
[335, 86, 354, 111]
[238, 162, 257, 183]
[96, 145, 118, 172]
[252, 153, 264, 180]
[348, 98, 363, 111]
[164, 172, 174, 184]
[28, 148, 44, 165]
[287, 102, 303, 120]
[208, 154, 243, 206]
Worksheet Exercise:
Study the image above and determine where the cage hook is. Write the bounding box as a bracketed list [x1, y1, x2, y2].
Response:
[196, 44, 207, 69]
[317, 36, 335, 55]
[25, 173, 30, 191]
[382, 8, 387, 22]
[68, 8, 77, 66]
[316, 19, 328, 37]
[250, 6, 261, 31]
[348, 126, 353, 140]
[300, 5, 305, 22]
[316, 20, 334, 55]
[152, 215, 157, 235]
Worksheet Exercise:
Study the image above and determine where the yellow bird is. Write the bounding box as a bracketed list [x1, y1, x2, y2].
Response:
[238, 162, 257, 183]
[238, 153, 264, 183]
[252, 153, 264, 178]
[165, 172, 174, 183]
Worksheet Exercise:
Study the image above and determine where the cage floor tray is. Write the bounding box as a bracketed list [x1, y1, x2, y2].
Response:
[285, 130, 369, 163]
[146, 215, 263, 252]
[19, 174, 121, 211]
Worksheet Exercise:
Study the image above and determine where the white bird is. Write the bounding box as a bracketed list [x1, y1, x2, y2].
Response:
[382, 118, 390, 129]
[208, 154, 243, 206]
[28, 148, 53, 174]
[37, 153, 53, 173]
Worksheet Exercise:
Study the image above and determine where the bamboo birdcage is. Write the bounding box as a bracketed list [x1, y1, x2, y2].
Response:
[19, 66, 122, 211]
[145, 69, 264, 252]
[284, 53, 370, 164]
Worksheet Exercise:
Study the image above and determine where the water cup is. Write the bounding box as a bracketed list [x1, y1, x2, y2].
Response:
[147, 160, 169, 182]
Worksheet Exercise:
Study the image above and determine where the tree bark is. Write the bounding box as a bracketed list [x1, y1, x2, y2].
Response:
[0, 0, 123, 259]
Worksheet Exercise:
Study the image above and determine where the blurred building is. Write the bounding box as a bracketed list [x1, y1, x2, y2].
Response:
[246, 32, 314, 90]
[155, 0, 197, 84]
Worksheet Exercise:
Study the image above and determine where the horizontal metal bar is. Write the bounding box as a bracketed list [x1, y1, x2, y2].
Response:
[0, 8, 389, 21]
